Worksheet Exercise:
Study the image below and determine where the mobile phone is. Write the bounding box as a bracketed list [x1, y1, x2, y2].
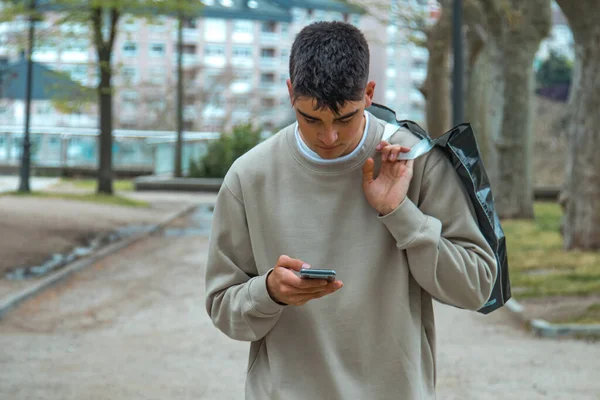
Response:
[299, 269, 336, 282]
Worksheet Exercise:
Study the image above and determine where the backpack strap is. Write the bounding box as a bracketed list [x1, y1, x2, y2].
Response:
[382, 123, 400, 142]
[383, 123, 436, 161]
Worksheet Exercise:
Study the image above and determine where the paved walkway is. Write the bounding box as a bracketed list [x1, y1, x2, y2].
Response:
[0, 211, 598, 399]
[0, 175, 60, 193]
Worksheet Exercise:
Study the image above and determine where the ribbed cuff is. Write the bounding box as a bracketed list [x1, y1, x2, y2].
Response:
[248, 269, 286, 315]
[378, 197, 428, 248]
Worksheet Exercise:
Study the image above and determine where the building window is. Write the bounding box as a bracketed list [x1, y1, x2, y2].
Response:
[121, 90, 139, 107]
[233, 20, 253, 34]
[150, 16, 168, 32]
[122, 16, 138, 31]
[260, 73, 275, 83]
[261, 48, 275, 58]
[149, 67, 165, 84]
[123, 42, 137, 57]
[183, 18, 198, 29]
[204, 18, 227, 42]
[232, 46, 252, 58]
[261, 22, 277, 33]
[121, 66, 138, 84]
[183, 44, 197, 55]
[204, 44, 225, 57]
[149, 43, 165, 57]
[280, 49, 289, 61]
[234, 70, 252, 83]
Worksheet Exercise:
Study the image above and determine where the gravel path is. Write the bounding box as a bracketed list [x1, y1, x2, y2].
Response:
[0, 211, 598, 399]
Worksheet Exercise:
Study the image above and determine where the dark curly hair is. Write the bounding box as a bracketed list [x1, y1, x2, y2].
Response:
[289, 21, 370, 115]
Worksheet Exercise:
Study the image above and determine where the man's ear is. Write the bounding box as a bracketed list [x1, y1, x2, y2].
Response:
[364, 81, 376, 108]
[286, 79, 294, 105]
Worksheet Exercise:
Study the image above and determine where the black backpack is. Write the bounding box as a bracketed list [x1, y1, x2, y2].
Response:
[367, 103, 511, 315]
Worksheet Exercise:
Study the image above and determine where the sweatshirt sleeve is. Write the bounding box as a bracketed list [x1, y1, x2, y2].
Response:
[378, 153, 498, 310]
[205, 178, 285, 342]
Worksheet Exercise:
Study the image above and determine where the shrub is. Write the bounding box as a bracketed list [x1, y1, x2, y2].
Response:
[189, 123, 262, 178]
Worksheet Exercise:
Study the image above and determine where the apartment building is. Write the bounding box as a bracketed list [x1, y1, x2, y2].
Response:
[0, 0, 441, 133]
[0, 0, 367, 133]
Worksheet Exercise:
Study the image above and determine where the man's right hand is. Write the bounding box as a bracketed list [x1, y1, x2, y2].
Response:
[266, 255, 343, 306]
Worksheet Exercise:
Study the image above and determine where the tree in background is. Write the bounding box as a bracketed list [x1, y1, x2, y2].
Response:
[0, 0, 202, 194]
[536, 50, 572, 89]
[554, 0, 600, 250]
[189, 123, 262, 179]
[478, 0, 552, 219]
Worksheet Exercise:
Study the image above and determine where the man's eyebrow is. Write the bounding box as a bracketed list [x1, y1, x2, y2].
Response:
[297, 109, 360, 121]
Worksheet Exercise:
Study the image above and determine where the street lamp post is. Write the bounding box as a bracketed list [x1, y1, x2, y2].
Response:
[18, 0, 37, 193]
[452, 0, 464, 126]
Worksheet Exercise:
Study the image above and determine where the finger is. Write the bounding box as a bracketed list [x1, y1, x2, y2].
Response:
[384, 146, 411, 161]
[375, 141, 389, 151]
[277, 268, 328, 289]
[362, 158, 375, 184]
[381, 146, 391, 162]
[276, 255, 309, 272]
[289, 276, 330, 290]
[293, 281, 343, 303]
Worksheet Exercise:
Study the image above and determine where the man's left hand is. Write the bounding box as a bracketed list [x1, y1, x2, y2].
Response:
[362, 141, 414, 216]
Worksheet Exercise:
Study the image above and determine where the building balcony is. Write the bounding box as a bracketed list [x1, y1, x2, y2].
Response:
[171, 28, 199, 43]
[259, 57, 278, 69]
[230, 82, 252, 94]
[260, 32, 279, 45]
[232, 32, 254, 44]
[231, 57, 254, 68]
[172, 53, 201, 67]
[203, 55, 226, 68]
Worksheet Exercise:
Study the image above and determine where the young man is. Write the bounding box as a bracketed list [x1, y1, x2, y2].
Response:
[205, 21, 497, 399]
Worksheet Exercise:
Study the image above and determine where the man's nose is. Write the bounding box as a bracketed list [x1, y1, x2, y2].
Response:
[319, 127, 338, 146]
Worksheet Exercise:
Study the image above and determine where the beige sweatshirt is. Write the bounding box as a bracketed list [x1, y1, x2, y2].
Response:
[205, 112, 497, 400]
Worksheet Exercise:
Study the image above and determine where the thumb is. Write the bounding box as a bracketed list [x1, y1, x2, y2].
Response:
[362, 158, 375, 184]
[277, 255, 310, 272]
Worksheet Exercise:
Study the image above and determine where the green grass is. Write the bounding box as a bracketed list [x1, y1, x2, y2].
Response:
[3, 190, 149, 208]
[503, 202, 600, 299]
[62, 178, 134, 192]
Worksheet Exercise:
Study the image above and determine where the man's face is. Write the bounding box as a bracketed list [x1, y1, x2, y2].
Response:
[288, 81, 376, 159]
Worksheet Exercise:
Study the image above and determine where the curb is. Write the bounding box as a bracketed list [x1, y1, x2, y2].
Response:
[0, 202, 199, 320]
[504, 298, 600, 339]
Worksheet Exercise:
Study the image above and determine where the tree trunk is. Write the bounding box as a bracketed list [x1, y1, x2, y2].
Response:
[556, 0, 600, 249]
[175, 13, 184, 178]
[421, 4, 452, 138]
[495, 43, 536, 218]
[481, 0, 551, 219]
[97, 52, 113, 195]
[93, 8, 119, 195]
